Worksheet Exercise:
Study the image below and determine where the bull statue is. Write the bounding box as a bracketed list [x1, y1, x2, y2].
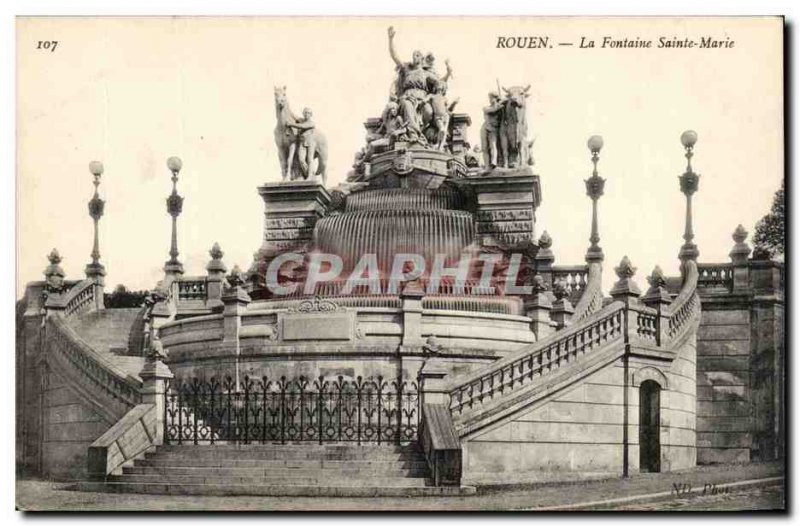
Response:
[480, 84, 533, 170]
[499, 84, 531, 169]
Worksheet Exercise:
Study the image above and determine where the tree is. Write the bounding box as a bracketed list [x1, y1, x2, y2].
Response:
[753, 181, 785, 259]
[104, 284, 148, 309]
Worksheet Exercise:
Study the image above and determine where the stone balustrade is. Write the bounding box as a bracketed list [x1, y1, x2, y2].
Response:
[447, 304, 626, 417]
[46, 315, 142, 415]
[697, 263, 733, 291]
[445, 257, 700, 435]
[62, 279, 97, 318]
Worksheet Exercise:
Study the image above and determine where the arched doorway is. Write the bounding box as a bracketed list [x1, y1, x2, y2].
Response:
[639, 380, 661, 472]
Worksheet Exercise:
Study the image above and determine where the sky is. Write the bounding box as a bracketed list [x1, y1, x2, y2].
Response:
[16, 16, 783, 296]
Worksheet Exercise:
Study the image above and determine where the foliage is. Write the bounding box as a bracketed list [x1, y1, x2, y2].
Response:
[753, 181, 785, 259]
[104, 284, 148, 309]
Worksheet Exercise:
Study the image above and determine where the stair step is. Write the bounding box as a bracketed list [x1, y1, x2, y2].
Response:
[110, 474, 430, 487]
[146, 450, 423, 461]
[82, 481, 476, 497]
[133, 458, 428, 470]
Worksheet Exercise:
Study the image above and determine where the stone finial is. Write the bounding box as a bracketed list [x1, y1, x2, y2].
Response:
[730, 224, 752, 264]
[222, 264, 251, 307]
[610, 255, 641, 302]
[642, 265, 672, 307]
[538, 230, 553, 250]
[550, 278, 574, 330]
[732, 224, 747, 244]
[531, 274, 548, 295]
[146, 333, 169, 362]
[615, 256, 636, 280]
[423, 334, 443, 356]
[47, 248, 62, 266]
[646, 265, 667, 289]
[206, 242, 228, 273]
[227, 264, 245, 288]
[552, 278, 569, 301]
[534, 230, 555, 269]
[44, 248, 66, 290]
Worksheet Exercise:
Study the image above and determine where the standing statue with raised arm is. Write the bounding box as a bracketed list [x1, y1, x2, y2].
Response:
[387, 26, 440, 146]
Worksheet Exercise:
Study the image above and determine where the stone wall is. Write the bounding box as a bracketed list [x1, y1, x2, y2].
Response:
[460, 334, 698, 485]
[696, 301, 752, 463]
[695, 257, 784, 463]
[662, 333, 698, 471]
[462, 357, 630, 485]
[40, 367, 114, 479]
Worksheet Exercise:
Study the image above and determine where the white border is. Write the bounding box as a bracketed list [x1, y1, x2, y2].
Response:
[4, 1, 795, 524]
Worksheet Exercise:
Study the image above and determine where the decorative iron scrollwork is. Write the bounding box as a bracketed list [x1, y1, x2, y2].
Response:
[164, 375, 419, 446]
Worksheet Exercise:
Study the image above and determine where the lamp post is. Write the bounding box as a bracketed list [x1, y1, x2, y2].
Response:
[678, 131, 700, 268]
[85, 161, 107, 284]
[585, 135, 606, 263]
[164, 156, 185, 276]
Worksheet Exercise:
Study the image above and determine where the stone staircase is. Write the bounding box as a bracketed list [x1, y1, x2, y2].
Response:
[67, 308, 146, 378]
[95, 443, 475, 496]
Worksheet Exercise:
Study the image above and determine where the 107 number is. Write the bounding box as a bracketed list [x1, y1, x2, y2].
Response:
[37, 41, 58, 52]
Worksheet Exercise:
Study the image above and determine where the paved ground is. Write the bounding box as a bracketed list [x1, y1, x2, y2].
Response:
[16, 461, 784, 512]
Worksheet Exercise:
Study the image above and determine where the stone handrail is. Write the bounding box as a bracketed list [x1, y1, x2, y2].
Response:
[62, 279, 96, 318]
[666, 260, 700, 341]
[570, 261, 604, 322]
[46, 314, 142, 416]
[419, 403, 462, 486]
[87, 403, 156, 479]
[446, 301, 625, 416]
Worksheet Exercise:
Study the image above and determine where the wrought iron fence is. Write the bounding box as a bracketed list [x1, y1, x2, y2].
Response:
[164, 375, 419, 445]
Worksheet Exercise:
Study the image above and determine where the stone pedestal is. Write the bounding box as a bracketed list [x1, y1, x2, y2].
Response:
[418, 359, 450, 406]
[139, 358, 173, 445]
[222, 285, 251, 344]
[551, 297, 574, 330]
[257, 181, 331, 256]
[84, 262, 106, 311]
[456, 171, 541, 249]
[400, 280, 425, 347]
[525, 291, 553, 340]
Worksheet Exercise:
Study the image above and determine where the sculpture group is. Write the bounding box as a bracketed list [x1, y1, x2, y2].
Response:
[273, 26, 535, 186]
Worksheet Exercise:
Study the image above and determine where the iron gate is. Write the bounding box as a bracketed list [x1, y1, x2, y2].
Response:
[164, 375, 419, 445]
